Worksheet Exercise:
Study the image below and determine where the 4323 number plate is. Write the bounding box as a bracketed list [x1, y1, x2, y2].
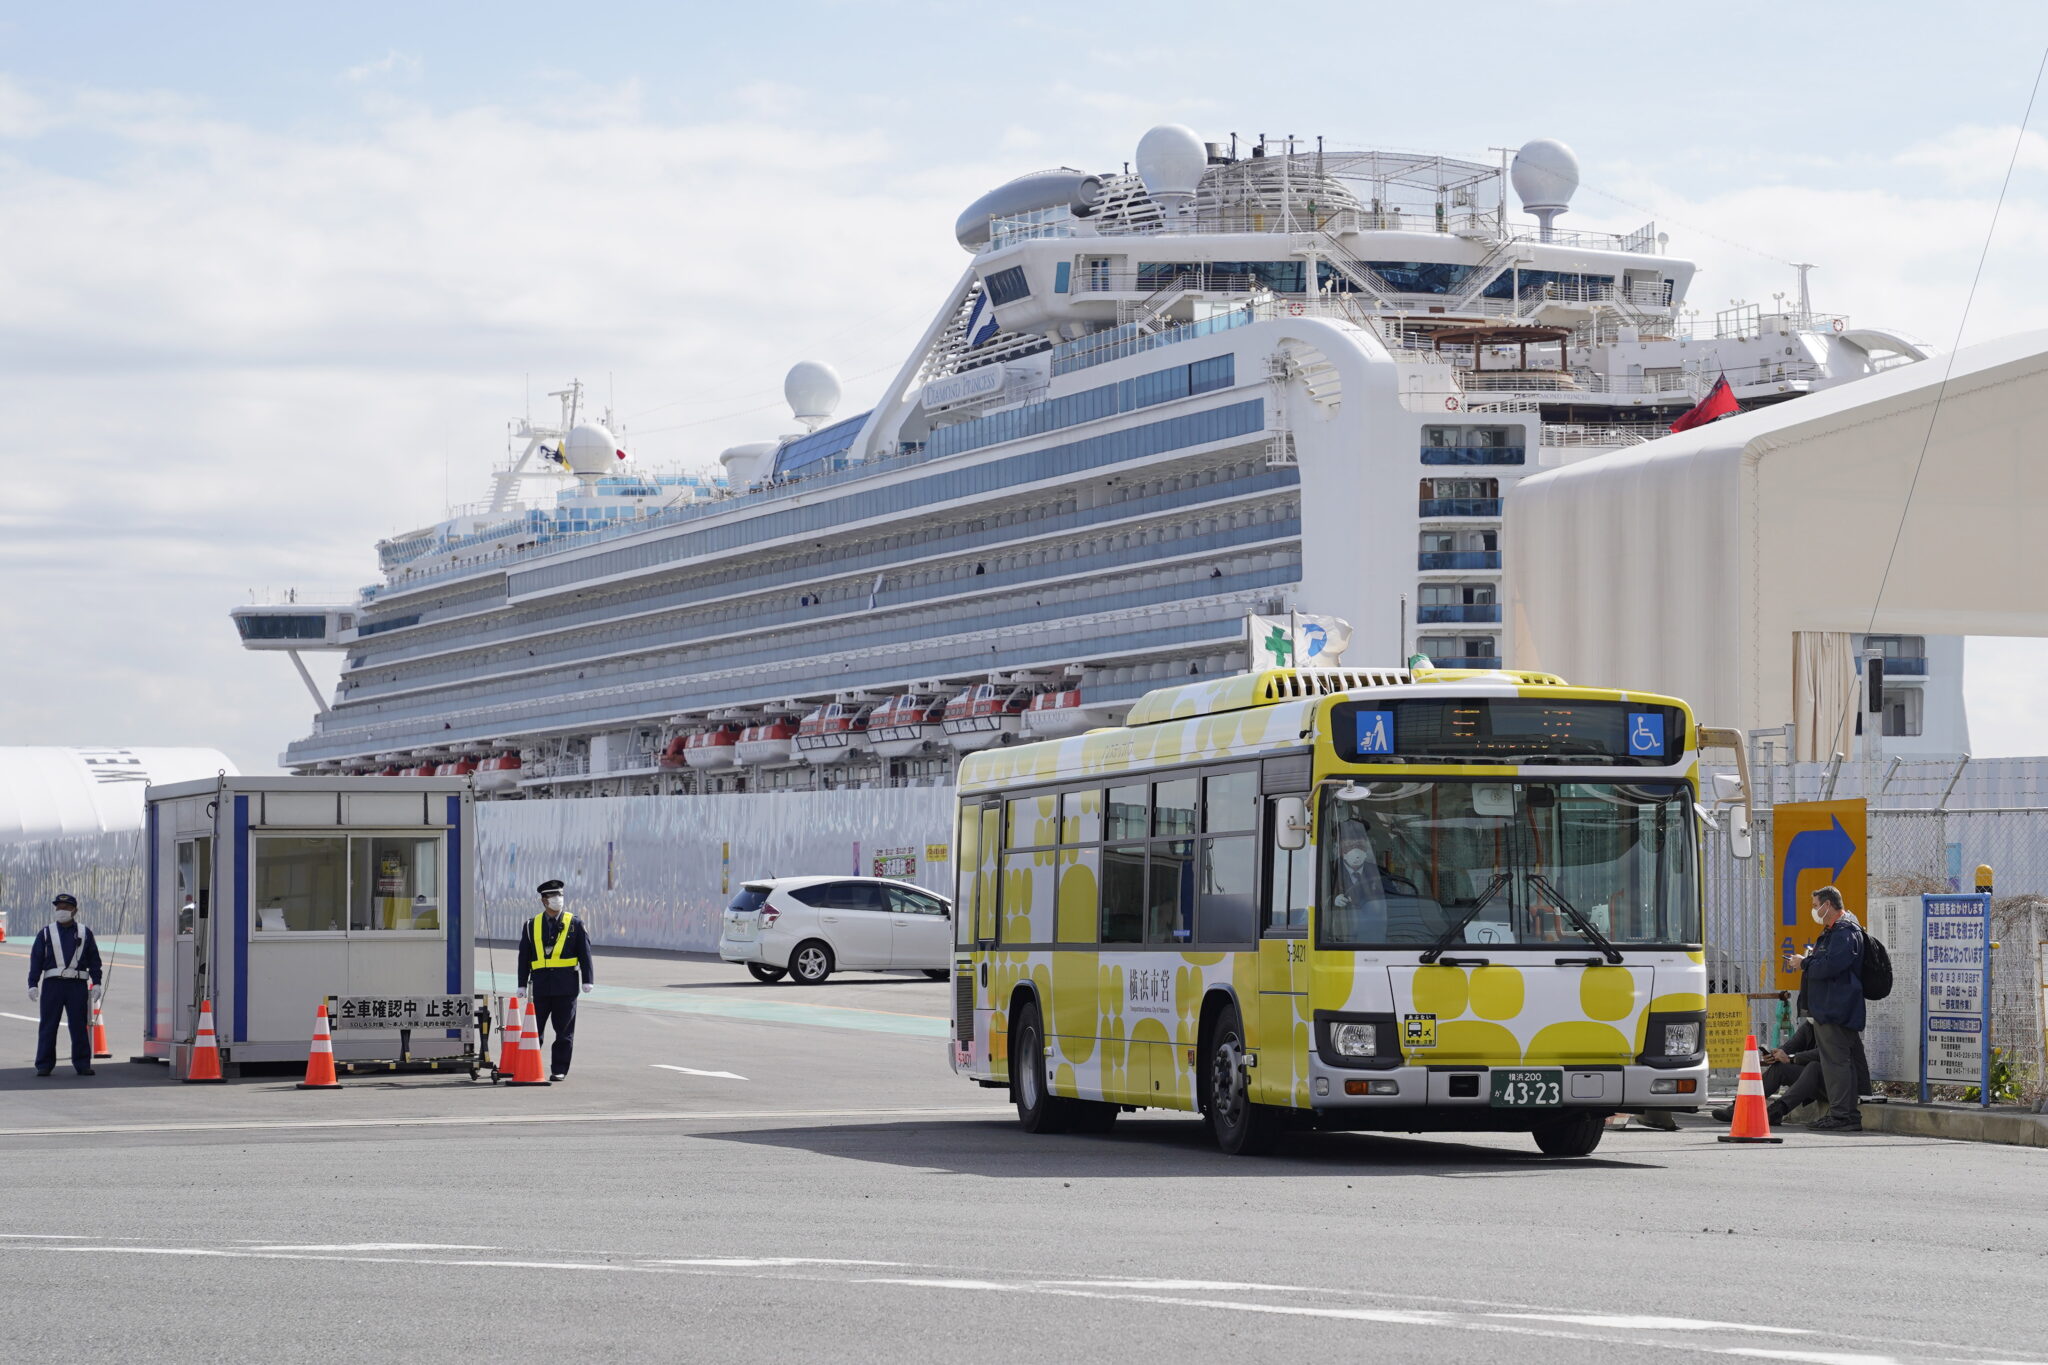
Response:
[1490, 1068, 1562, 1108]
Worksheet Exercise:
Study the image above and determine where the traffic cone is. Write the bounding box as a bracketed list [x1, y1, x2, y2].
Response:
[90, 996, 112, 1060]
[1717, 1034, 1783, 1144]
[184, 998, 225, 1083]
[495, 994, 524, 1077]
[504, 1003, 550, 1086]
[296, 1003, 342, 1090]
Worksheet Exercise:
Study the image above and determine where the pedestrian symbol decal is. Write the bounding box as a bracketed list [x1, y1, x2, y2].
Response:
[1355, 710, 1394, 755]
[1626, 712, 1665, 757]
[1402, 1013, 1436, 1049]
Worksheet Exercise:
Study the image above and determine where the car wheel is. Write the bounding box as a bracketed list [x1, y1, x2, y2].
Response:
[922, 969, 949, 981]
[1011, 1001, 1072, 1134]
[790, 940, 833, 985]
[1203, 1003, 1285, 1156]
[1532, 1111, 1607, 1157]
[746, 964, 787, 984]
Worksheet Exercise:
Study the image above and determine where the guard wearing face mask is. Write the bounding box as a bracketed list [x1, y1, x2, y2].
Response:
[28, 893, 103, 1078]
[516, 880, 594, 1081]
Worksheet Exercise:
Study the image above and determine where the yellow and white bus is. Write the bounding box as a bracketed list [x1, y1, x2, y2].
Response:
[949, 666, 1709, 1156]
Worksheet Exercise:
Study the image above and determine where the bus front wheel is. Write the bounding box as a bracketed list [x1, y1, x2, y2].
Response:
[1532, 1111, 1607, 1157]
[1204, 1004, 1285, 1156]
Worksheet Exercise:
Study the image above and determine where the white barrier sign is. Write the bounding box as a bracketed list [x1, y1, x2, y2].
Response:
[1921, 896, 1989, 1086]
[331, 995, 472, 1030]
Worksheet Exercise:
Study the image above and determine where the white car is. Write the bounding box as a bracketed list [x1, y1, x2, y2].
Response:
[718, 876, 954, 985]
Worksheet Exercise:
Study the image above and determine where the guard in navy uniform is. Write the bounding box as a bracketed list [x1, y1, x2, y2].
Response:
[28, 893, 103, 1078]
[517, 880, 594, 1081]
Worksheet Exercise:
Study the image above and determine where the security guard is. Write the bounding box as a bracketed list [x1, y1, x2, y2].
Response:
[516, 879, 594, 1081]
[28, 893, 103, 1078]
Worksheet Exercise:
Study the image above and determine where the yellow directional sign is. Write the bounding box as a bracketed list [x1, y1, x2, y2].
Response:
[1771, 799, 1867, 991]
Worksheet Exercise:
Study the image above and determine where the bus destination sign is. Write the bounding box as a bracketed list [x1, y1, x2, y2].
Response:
[1329, 699, 1685, 764]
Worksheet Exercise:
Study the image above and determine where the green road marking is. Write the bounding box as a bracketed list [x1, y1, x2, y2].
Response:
[476, 972, 948, 1040]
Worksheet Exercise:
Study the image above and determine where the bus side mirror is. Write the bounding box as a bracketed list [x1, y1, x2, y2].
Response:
[1728, 805, 1753, 860]
[1275, 796, 1309, 851]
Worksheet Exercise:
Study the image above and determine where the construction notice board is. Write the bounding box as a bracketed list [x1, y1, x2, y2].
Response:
[1772, 799, 1867, 991]
[1706, 994, 1751, 1069]
[1921, 894, 1991, 1096]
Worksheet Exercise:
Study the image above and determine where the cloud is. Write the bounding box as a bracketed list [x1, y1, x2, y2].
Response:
[342, 50, 423, 86]
[1894, 124, 2048, 186]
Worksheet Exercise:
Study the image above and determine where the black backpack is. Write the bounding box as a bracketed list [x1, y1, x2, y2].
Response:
[1860, 932, 1893, 1001]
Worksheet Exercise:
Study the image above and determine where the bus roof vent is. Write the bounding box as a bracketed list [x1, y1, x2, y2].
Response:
[1125, 668, 1413, 726]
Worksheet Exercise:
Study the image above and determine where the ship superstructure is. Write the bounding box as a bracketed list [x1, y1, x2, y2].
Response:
[238, 126, 1965, 793]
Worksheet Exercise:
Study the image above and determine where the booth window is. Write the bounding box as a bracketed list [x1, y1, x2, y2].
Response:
[351, 836, 443, 931]
[253, 836, 350, 933]
[175, 837, 212, 938]
[252, 832, 444, 935]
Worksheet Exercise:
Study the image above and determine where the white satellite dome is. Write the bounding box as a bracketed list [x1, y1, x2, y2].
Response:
[1510, 138, 1580, 212]
[563, 422, 625, 476]
[784, 361, 842, 432]
[1135, 124, 1207, 216]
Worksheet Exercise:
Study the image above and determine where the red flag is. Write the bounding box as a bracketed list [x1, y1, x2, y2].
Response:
[1669, 375, 1739, 433]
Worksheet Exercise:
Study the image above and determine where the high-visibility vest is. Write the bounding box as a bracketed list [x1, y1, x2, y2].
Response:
[40, 923, 91, 984]
[529, 913, 579, 970]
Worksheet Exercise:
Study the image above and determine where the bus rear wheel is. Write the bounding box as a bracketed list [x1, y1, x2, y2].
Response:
[1204, 1004, 1285, 1156]
[1011, 1001, 1072, 1134]
[1532, 1111, 1607, 1157]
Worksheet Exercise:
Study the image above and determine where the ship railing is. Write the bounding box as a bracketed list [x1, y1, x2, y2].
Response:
[1538, 424, 1663, 448]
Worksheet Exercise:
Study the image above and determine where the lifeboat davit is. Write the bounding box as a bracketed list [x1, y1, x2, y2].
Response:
[474, 753, 523, 792]
[657, 734, 691, 770]
[681, 724, 741, 770]
[795, 702, 871, 764]
[867, 692, 946, 758]
[1022, 687, 1090, 738]
[734, 718, 799, 766]
[942, 683, 1031, 751]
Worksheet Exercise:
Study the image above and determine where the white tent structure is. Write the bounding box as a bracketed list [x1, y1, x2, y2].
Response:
[0, 747, 236, 844]
[1505, 331, 2048, 759]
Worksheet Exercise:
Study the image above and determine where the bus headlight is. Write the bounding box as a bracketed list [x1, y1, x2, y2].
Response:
[1332, 1023, 1378, 1058]
[1662, 1022, 1701, 1057]
[1638, 1010, 1708, 1068]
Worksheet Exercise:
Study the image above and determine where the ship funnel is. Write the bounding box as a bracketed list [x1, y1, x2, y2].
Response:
[1510, 138, 1579, 242]
[785, 361, 842, 433]
[1135, 124, 1207, 221]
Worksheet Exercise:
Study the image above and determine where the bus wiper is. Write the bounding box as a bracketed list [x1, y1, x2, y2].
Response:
[1527, 873, 1623, 964]
[1419, 872, 1510, 964]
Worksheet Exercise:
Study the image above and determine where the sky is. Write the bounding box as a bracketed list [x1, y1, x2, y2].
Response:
[4, 1, 2048, 774]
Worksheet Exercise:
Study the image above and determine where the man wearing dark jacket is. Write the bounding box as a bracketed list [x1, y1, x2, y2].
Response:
[517, 879, 595, 1081]
[1787, 884, 1865, 1132]
[1710, 1017, 1871, 1126]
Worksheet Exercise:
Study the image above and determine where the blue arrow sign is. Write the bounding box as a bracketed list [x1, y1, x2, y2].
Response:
[1779, 815, 1856, 926]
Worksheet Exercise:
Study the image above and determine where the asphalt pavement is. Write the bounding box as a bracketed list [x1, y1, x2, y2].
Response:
[2, 938, 2045, 1363]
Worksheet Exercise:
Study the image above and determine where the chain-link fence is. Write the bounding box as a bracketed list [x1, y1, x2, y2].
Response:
[1701, 770, 2048, 1109]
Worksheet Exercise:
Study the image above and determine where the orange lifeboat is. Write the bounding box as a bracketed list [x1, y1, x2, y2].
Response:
[868, 692, 946, 758]
[942, 682, 1032, 751]
[681, 724, 741, 771]
[474, 753, 523, 793]
[734, 718, 799, 766]
[795, 702, 871, 764]
[1022, 687, 1090, 738]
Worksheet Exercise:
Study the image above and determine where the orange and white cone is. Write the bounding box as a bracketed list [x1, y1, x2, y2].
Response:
[184, 998, 225, 1083]
[505, 1001, 550, 1086]
[296, 1003, 343, 1090]
[1716, 1034, 1783, 1144]
[90, 996, 113, 1060]
[495, 994, 524, 1077]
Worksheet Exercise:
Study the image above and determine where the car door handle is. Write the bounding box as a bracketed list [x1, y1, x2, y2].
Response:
[892, 918, 912, 926]
[820, 915, 840, 923]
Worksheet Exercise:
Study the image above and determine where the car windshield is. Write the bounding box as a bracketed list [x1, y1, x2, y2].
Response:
[1317, 779, 1699, 949]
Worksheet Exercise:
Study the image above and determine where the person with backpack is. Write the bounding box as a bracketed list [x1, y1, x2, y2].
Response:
[1784, 884, 1867, 1132]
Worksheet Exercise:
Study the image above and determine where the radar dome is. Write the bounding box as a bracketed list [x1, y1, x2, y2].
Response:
[784, 361, 842, 432]
[1510, 138, 1580, 212]
[563, 422, 625, 476]
[1135, 124, 1207, 215]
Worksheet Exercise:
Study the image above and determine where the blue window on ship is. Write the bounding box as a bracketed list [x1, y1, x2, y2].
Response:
[1137, 261, 1304, 293]
[985, 266, 1031, 306]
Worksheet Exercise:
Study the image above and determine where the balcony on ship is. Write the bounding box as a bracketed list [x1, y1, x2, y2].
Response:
[1418, 476, 1501, 519]
[1418, 550, 1500, 571]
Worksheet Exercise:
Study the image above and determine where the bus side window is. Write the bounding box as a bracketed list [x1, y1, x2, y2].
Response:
[1265, 798, 1313, 933]
[975, 805, 1002, 943]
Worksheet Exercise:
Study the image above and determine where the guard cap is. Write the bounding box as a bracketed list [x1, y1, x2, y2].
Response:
[52, 893, 78, 908]
[536, 879, 565, 896]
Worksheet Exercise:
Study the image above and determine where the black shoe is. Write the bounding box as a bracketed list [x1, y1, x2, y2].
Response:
[1809, 1115, 1862, 1132]
[549, 1073, 566, 1082]
[34, 1070, 52, 1078]
[1709, 1103, 1734, 1123]
[75, 1069, 96, 1076]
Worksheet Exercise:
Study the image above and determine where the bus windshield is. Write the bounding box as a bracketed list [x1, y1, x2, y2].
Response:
[1317, 779, 1699, 949]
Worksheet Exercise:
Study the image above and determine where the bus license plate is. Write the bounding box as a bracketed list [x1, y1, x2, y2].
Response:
[1490, 1069, 1562, 1108]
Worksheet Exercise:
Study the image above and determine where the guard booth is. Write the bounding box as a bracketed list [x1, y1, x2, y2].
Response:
[140, 776, 476, 1077]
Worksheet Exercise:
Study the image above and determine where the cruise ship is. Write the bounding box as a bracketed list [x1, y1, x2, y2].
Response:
[236, 125, 1966, 794]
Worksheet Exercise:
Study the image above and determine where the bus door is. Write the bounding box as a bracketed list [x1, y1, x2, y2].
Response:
[1256, 793, 1313, 1107]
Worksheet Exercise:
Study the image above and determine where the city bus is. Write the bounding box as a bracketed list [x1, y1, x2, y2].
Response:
[949, 666, 1709, 1156]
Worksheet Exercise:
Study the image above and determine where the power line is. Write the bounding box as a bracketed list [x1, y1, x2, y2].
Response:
[630, 360, 902, 437]
[1866, 42, 2048, 634]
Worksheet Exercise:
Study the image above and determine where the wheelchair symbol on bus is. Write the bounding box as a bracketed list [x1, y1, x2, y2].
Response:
[1627, 712, 1665, 757]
